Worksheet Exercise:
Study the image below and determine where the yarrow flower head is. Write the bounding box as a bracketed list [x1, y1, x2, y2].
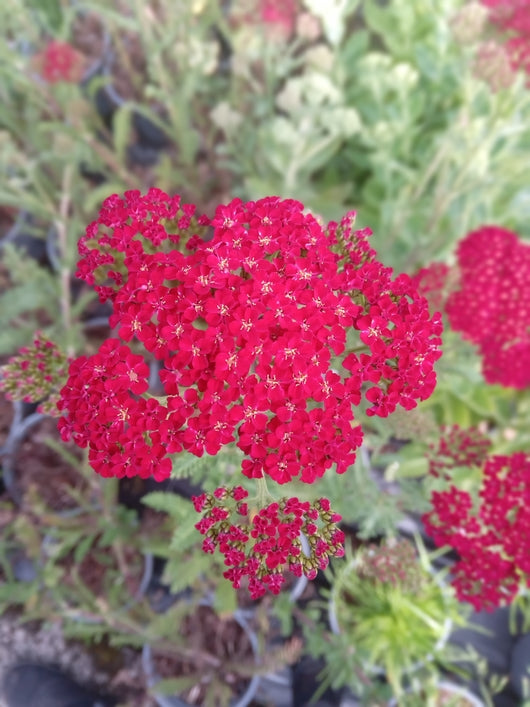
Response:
[34, 40, 86, 84]
[192, 486, 344, 598]
[259, 0, 300, 39]
[445, 226, 530, 389]
[0, 332, 70, 416]
[54, 188, 442, 596]
[58, 188, 442, 486]
[423, 449, 530, 610]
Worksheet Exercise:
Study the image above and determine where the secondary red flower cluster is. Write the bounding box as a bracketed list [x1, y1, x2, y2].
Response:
[446, 226, 530, 389]
[423, 438, 530, 610]
[193, 486, 344, 598]
[481, 0, 530, 80]
[414, 226, 530, 389]
[260, 0, 299, 39]
[58, 188, 442, 485]
[34, 40, 85, 84]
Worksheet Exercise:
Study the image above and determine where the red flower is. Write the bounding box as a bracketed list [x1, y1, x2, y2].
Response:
[260, 0, 299, 40]
[446, 226, 530, 389]
[423, 451, 530, 610]
[64, 190, 442, 486]
[192, 488, 344, 597]
[34, 40, 85, 83]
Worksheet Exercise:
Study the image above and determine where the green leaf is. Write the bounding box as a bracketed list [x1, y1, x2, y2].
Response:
[142, 492, 191, 518]
[162, 552, 210, 595]
[112, 103, 134, 165]
[153, 676, 198, 697]
[213, 579, 237, 616]
[26, 0, 64, 32]
[73, 534, 96, 564]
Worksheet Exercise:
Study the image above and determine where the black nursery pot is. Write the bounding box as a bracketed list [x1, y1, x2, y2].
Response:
[0, 399, 45, 505]
[1, 213, 50, 267]
[90, 52, 172, 166]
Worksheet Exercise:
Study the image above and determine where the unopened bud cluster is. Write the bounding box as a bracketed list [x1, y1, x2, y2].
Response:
[358, 538, 425, 596]
[0, 333, 69, 416]
[192, 486, 345, 598]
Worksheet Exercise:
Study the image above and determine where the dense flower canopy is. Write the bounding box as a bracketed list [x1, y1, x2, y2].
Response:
[57, 189, 442, 486]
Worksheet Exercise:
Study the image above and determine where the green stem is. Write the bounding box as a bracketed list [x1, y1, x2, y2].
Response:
[56, 165, 74, 356]
[255, 476, 273, 508]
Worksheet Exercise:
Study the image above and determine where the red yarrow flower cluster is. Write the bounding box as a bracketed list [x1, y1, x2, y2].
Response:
[57, 188, 442, 485]
[445, 226, 530, 389]
[34, 40, 85, 84]
[423, 451, 530, 610]
[481, 0, 530, 80]
[260, 0, 299, 39]
[192, 486, 344, 598]
[0, 332, 70, 416]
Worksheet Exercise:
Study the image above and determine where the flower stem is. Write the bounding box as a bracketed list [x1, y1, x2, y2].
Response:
[256, 476, 270, 506]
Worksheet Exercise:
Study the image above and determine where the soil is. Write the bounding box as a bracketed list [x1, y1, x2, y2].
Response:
[59, 538, 147, 602]
[150, 604, 257, 707]
[15, 415, 89, 513]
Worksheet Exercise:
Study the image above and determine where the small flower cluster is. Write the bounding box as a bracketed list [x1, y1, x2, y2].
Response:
[357, 538, 425, 595]
[427, 424, 491, 479]
[423, 451, 530, 610]
[0, 333, 70, 416]
[34, 40, 86, 84]
[192, 486, 344, 598]
[58, 188, 442, 485]
[446, 226, 530, 389]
